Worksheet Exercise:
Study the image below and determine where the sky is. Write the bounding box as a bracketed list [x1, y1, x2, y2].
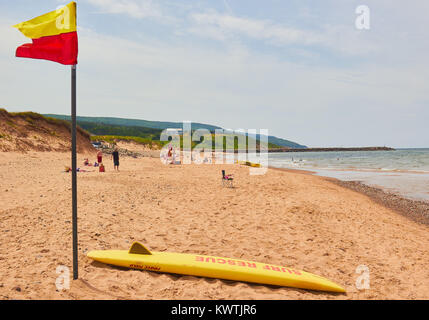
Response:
[0, 0, 428, 148]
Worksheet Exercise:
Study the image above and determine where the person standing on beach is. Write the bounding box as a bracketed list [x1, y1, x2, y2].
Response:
[97, 150, 103, 164]
[112, 148, 120, 171]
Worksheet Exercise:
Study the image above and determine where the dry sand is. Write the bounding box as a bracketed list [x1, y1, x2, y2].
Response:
[0, 151, 428, 300]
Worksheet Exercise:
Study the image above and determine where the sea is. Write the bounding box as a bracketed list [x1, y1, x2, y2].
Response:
[268, 148, 429, 202]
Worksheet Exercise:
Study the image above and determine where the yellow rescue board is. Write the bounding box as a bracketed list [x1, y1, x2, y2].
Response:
[236, 160, 261, 168]
[87, 242, 345, 293]
[249, 162, 261, 168]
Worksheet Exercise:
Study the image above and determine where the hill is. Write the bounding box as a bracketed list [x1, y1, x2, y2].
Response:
[0, 108, 94, 153]
[45, 114, 307, 149]
[77, 121, 162, 141]
[77, 122, 280, 150]
[44, 114, 221, 132]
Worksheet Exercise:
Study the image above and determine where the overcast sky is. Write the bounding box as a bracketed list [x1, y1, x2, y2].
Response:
[1, 0, 428, 148]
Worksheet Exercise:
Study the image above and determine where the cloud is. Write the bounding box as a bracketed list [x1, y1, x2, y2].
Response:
[189, 11, 321, 44]
[82, 2, 380, 56]
[187, 10, 381, 57]
[84, 0, 163, 19]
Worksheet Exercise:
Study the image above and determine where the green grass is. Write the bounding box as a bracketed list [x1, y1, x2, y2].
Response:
[90, 133, 279, 151]
[25, 116, 35, 124]
[0, 132, 11, 140]
[5, 120, 16, 128]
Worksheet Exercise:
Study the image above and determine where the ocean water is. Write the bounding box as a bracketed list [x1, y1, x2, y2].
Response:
[268, 149, 429, 201]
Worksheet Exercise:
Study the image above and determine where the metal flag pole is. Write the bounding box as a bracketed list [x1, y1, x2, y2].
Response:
[71, 64, 78, 280]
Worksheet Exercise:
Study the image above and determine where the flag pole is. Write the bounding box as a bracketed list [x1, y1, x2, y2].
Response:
[71, 64, 78, 280]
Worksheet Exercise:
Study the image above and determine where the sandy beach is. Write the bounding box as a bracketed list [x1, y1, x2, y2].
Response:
[0, 151, 428, 300]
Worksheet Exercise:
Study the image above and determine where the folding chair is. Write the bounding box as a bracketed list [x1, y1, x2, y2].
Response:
[221, 170, 234, 188]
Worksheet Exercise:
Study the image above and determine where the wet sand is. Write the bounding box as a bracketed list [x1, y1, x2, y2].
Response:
[271, 167, 429, 226]
[0, 152, 428, 299]
[329, 180, 429, 226]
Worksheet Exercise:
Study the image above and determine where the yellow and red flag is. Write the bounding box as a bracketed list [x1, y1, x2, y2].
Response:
[13, 2, 78, 65]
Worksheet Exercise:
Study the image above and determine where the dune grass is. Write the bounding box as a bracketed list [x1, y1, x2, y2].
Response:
[1, 108, 91, 138]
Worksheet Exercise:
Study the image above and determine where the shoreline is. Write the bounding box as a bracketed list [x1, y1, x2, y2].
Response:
[269, 165, 429, 226]
[328, 179, 429, 226]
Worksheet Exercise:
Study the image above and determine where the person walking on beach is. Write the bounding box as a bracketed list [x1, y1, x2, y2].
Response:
[112, 148, 120, 171]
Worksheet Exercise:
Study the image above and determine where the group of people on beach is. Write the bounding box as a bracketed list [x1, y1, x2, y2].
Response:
[82, 148, 121, 172]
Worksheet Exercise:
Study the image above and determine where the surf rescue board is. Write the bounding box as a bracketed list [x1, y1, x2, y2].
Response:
[87, 242, 345, 293]
[236, 160, 261, 167]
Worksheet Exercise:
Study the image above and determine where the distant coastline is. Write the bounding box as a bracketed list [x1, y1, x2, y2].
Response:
[226, 146, 395, 153]
[223, 146, 395, 153]
[268, 146, 395, 152]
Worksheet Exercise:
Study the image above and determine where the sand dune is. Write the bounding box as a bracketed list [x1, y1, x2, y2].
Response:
[0, 151, 428, 299]
[0, 109, 94, 153]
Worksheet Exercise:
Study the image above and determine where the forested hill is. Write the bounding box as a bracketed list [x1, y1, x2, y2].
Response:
[45, 114, 221, 132]
[45, 114, 307, 149]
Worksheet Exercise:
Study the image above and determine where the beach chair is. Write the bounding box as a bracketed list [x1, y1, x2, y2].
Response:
[222, 170, 234, 188]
